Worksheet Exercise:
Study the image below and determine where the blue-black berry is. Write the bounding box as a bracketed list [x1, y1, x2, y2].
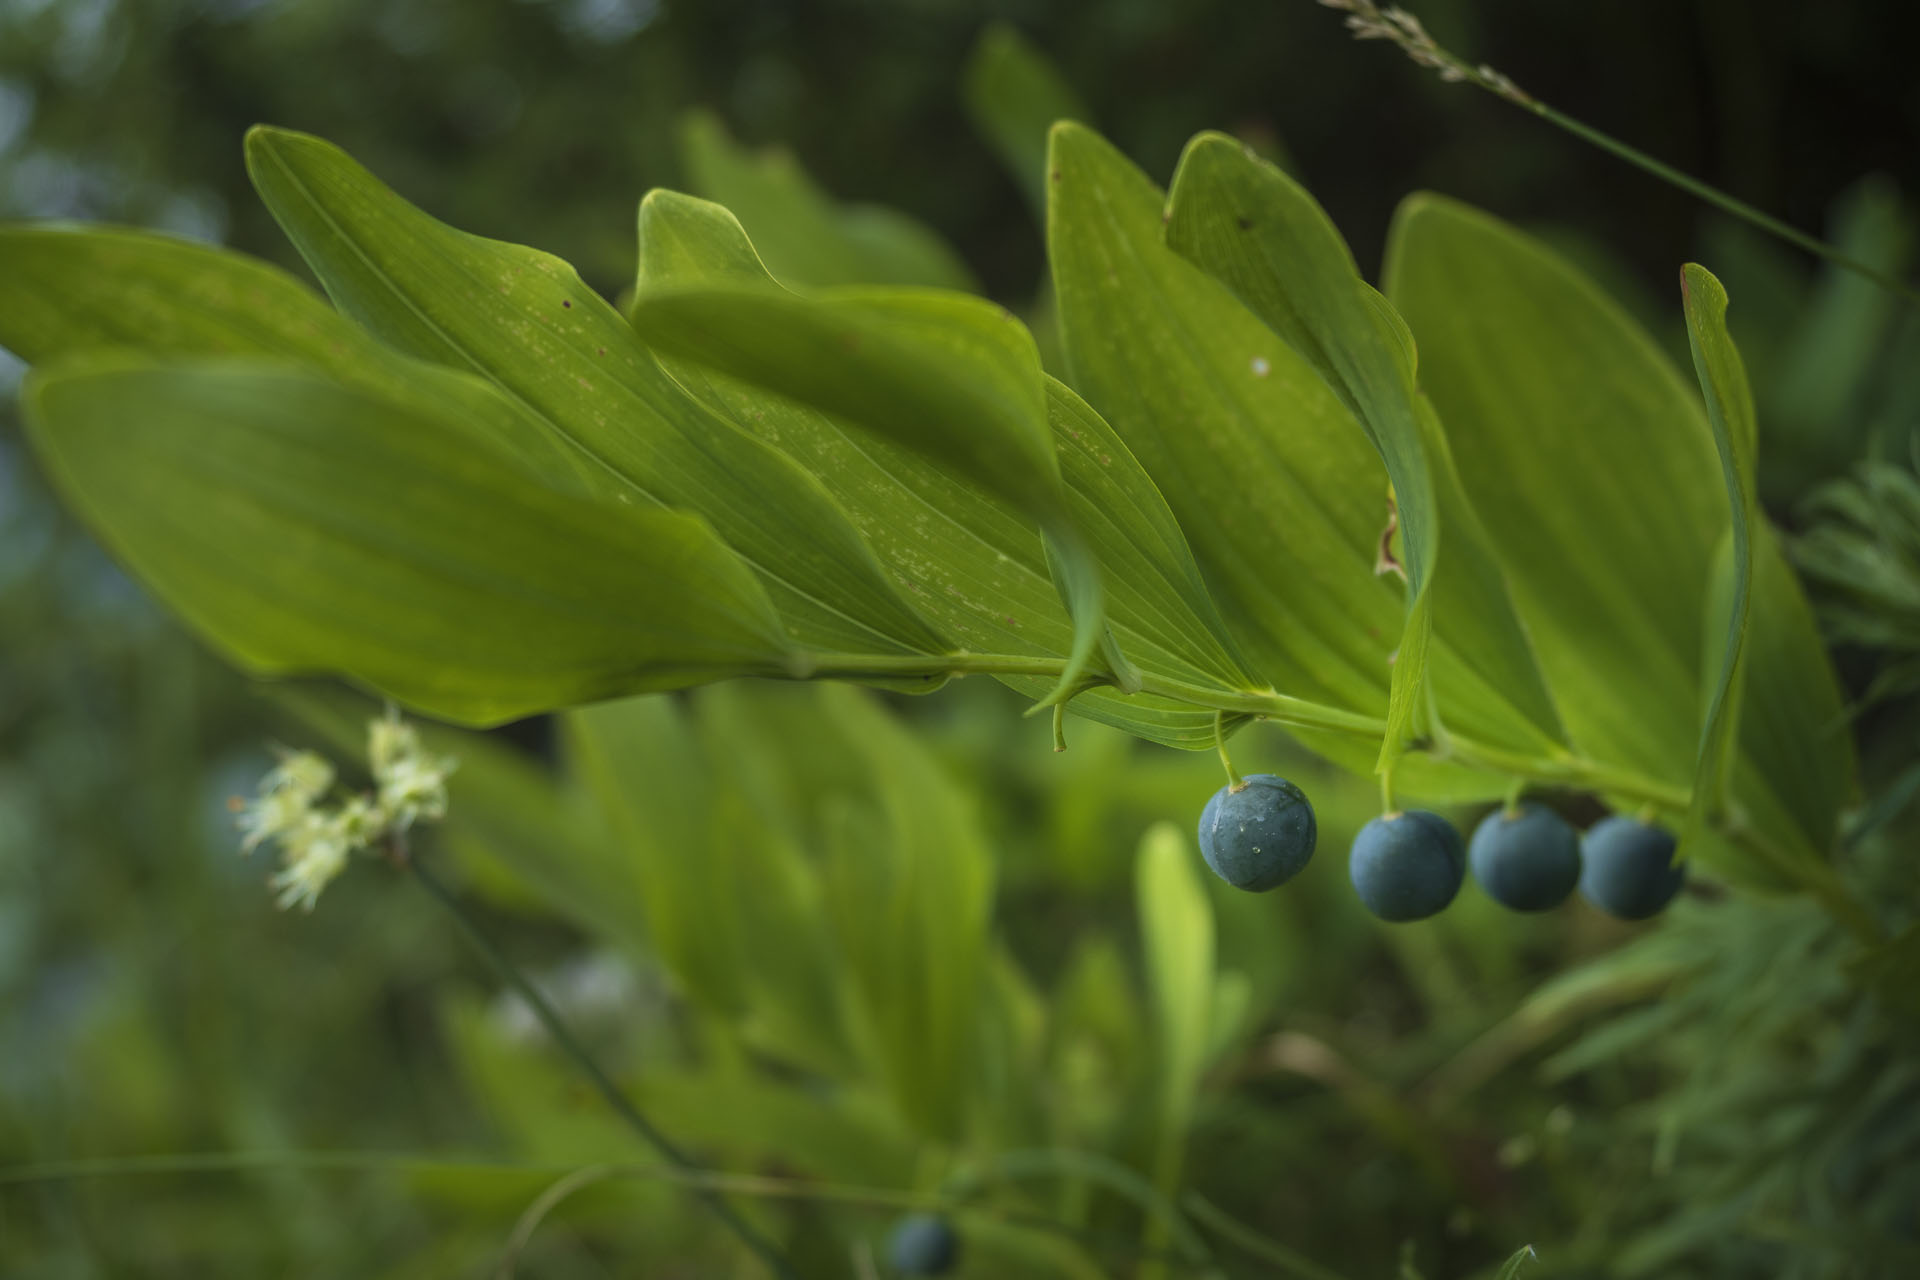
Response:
[1349, 810, 1465, 921]
[1197, 774, 1317, 891]
[887, 1214, 960, 1275]
[1579, 815, 1684, 920]
[1468, 804, 1582, 912]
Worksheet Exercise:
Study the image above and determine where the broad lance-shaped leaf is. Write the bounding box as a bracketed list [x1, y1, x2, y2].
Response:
[1166, 132, 1437, 771]
[632, 282, 1062, 516]
[0, 225, 601, 497]
[565, 696, 751, 1020]
[1166, 132, 1570, 772]
[1386, 194, 1727, 789]
[630, 189, 1261, 747]
[242, 126, 951, 673]
[1386, 195, 1854, 859]
[1135, 822, 1214, 1253]
[1415, 392, 1571, 758]
[628, 262, 1134, 704]
[568, 687, 877, 1078]
[962, 23, 1092, 222]
[1047, 122, 1507, 798]
[1732, 532, 1856, 859]
[815, 685, 995, 1142]
[1684, 265, 1855, 871]
[1680, 264, 1758, 853]
[24, 361, 798, 724]
[679, 110, 979, 293]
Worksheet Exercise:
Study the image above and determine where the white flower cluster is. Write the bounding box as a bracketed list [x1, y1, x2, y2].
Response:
[230, 713, 456, 912]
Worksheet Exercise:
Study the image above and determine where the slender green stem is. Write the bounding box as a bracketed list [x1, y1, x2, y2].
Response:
[1148, 675, 1383, 734]
[793, 650, 1063, 681]
[795, 651, 1390, 738]
[1442, 737, 1689, 811]
[945, 1148, 1213, 1265]
[1502, 776, 1526, 816]
[804, 648, 1664, 817]
[1213, 712, 1244, 790]
[1182, 1191, 1352, 1280]
[501, 1165, 620, 1279]
[404, 851, 799, 1280]
[1523, 100, 1917, 304]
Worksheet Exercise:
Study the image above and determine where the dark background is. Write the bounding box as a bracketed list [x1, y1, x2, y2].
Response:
[4, 0, 1916, 302]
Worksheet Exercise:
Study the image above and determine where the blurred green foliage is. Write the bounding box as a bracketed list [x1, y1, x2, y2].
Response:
[3, 1, 1919, 1277]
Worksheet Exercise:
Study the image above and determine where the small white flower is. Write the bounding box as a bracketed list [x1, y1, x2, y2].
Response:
[379, 756, 452, 830]
[234, 786, 309, 854]
[332, 792, 385, 845]
[369, 712, 455, 832]
[267, 750, 336, 801]
[232, 749, 335, 853]
[368, 713, 419, 777]
[236, 714, 454, 914]
[269, 808, 359, 912]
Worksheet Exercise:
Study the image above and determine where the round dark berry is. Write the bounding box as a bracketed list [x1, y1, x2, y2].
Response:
[887, 1213, 960, 1276]
[1468, 804, 1582, 912]
[1579, 815, 1684, 920]
[1197, 774, 1317, 891]
[1349, 810, 1465, 921]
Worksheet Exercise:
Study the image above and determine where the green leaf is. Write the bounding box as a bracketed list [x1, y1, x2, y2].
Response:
[1048, 121, 1385, 710]
[1386, 195, 1855, 862]
[677, 110, 978, 292]
[630, 281, 1063, 517]
[1679, 264, 1759, 848]
[631, 190, 1264, 742]
[1047, 122, 1502, 797]
[1165, 132, 1568, 775]
[1417, 394, 1572, 757]
[1166, 132, 1436, 772]
[684, 685, 868, 1076]
[1384, 194, 1730, 790]
[1495, 1245, 1539, 1280]
[1727, 531, 1858, 864]
[1134, 822, 1214, 1256]
[0, 224, 601, 496]
[962, 23, 1092, 221]
[242, 125, 950, 669]
[24, 361, 796, 724]
[564, 696, 751, 1018]
[0, 222, 379, 368]
[814, 684, 995, 1141]
[629, 274, 1126, 702]
[1044, 376, 1257, 700]
[635, 1064, 918, 1187]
